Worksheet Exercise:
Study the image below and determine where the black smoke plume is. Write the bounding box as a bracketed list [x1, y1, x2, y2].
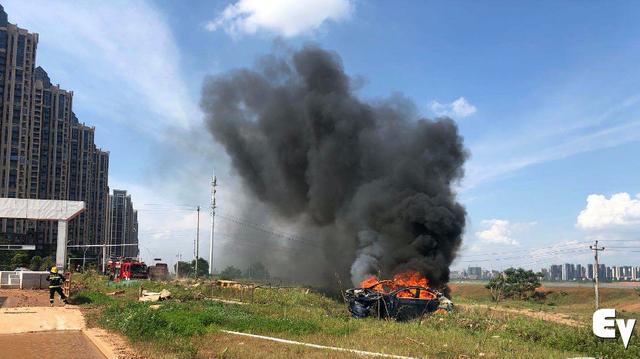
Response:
[200, 45, 467, 288]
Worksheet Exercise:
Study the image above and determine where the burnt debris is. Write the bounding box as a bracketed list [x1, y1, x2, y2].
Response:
[345, 281, 453, 321]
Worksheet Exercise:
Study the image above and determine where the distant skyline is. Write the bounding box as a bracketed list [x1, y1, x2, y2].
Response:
[455, 262, 640, 282]
[4, 1, 639, 274]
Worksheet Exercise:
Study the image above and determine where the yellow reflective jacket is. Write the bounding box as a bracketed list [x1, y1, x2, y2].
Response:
[47, 273, 65, 288]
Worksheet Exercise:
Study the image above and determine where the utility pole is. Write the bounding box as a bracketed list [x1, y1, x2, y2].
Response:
[195, 205, 200, 278]
[176, 253, 182, 278]
[82, 247, 90, 271]
[209, 171, 217, 276]
[590, 240, 605, 310]
[102, 241, 106, 274]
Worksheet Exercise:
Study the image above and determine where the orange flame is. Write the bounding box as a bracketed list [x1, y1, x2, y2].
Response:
[359, 271, 436, 299]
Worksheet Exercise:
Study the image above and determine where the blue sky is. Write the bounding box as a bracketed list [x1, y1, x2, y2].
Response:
[4, 0, 640, 273]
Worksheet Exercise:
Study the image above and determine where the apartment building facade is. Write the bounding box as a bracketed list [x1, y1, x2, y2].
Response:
[0, 6, 110, 254]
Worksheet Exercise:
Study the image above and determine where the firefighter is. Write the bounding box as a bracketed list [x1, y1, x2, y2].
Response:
[47, 266, 68, 306]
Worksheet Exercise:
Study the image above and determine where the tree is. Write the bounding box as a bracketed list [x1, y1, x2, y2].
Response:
[10, 252, 29, 269]
[191, 258, 209, 277]
[174, 261, 193, 277]
[486, 268, 542, 301]
[29, 256, 43, 271]
[246, 262, 270, 280]
[40, 256, 56, 271]
[219, 265, 242, 280]
[0, 234, 13, 270]
[487, 273, 506, 302]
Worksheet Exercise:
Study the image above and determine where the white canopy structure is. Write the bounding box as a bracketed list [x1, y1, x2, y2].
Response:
[0, 198, 85, 268]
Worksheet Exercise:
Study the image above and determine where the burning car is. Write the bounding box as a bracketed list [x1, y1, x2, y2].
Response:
[345, 271, 453, 321]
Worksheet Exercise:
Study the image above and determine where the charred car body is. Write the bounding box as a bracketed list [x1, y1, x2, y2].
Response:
[345, 279, 453, 321]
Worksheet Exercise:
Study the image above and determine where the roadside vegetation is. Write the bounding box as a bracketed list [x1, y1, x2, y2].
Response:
[70, 272, 639, 358]
[452, 281, 640, 322]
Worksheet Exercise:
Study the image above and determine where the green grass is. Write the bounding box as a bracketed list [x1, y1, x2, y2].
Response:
[70, 273, 640, 358]
[99, 301, 321, 336]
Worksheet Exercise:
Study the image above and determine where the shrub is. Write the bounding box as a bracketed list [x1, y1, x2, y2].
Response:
[29, 256, 43, 271]
[219, 265, 242, 280]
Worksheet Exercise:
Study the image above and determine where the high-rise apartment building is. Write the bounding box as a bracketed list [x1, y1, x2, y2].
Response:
[0, 6, 38, 202]
[562, 263, 575, 281]
[598, 264, 606, 281]
[575, 264, 584, 280]
[107, 190, 138, 258]
[0, 6, 109, 254]
[549, 264, 562, 281]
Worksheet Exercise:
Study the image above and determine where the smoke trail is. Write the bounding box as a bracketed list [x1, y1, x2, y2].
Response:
[200, 45, 467, 287]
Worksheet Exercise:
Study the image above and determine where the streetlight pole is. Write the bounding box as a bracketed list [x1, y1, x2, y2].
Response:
[195, 206, 200, 278]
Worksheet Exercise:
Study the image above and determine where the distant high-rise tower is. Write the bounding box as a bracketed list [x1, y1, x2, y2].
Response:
[549, 264, 562, 281]
[107, 190, 138, 258]
[575, 264, 584, 280]
[562, 263, 574, 281]
[587, 263, 594, 280]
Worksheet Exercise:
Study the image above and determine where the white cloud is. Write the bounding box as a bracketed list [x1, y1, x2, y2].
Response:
[476, 219, 516, 245]
[4, 0, 197, 137]
[462, 116, 640, 190]
[430, 97, 477, 118]
[460, 75, 640, 191]
[206, 0, 353, 37]
[475, 219, 535, 245]
[577, 193, 640, 230]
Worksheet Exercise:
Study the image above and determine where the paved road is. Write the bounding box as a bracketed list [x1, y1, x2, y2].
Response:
[0, 331, 106, 359]
[0, 306, 104, 358]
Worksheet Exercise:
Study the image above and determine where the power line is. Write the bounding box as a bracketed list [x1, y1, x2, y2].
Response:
[141, 203, 197, 208]
[135, 206, 637, 271]
[458, 241, 591, 258]
[216, 213, 321, 248]
[584, 239, 640, 242]
[514, 249, 591, 267]
[214, 232, 319, 254]
[457, 248, 590, 263]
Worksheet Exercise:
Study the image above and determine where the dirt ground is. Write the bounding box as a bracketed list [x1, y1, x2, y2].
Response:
[0, 288, 51, 308]
[84, 327, 146, 359]
[0, 331, 106, 359]
[457, 303, 585, 327]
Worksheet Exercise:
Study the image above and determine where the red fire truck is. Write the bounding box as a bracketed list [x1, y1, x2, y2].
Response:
[107, 259, 149, 281]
